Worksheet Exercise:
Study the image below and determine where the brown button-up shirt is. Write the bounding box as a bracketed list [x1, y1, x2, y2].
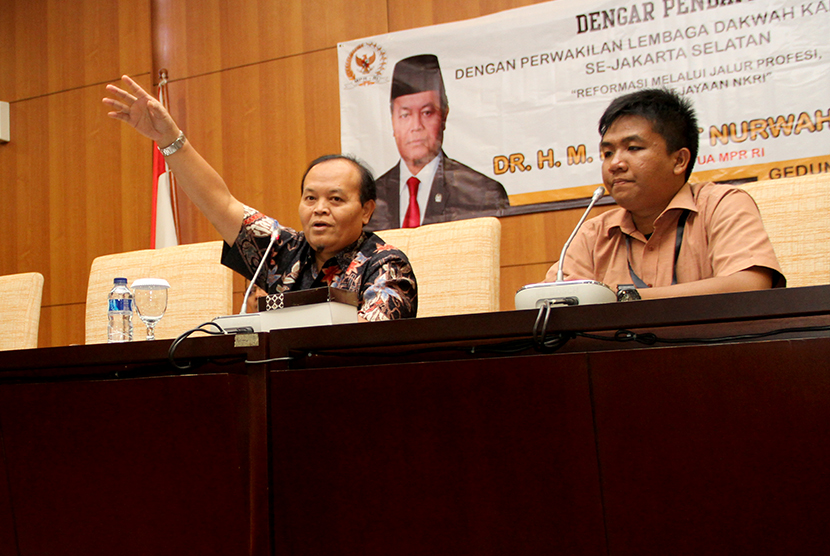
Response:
[560, 182, 785, 291]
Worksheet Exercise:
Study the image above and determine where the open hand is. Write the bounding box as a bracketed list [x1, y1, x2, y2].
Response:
[103, 75, 180, 146]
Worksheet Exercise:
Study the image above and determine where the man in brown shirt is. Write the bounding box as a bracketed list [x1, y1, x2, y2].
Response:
[545, 88, 783, 300]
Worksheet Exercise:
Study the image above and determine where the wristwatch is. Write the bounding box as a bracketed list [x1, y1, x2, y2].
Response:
[616, 284, 641, 302]
[159, 130, 186, 157]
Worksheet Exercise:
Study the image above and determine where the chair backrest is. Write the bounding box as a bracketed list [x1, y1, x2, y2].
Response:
[376, 217, 501, 318]
[0, 272, 45, 351]
[85, 241, 233, 343]
[740, 174, 830, 288]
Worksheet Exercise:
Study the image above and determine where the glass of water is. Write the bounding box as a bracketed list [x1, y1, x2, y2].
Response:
[131, 278, 170, 340]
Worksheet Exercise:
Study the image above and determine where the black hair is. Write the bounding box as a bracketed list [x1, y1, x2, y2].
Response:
[301, 154, 377, 205]
[599, 88, 699, 181]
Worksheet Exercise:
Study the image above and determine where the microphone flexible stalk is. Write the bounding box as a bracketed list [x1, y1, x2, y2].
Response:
[240, 221, 279, 314]
[556, 186, 606, 282]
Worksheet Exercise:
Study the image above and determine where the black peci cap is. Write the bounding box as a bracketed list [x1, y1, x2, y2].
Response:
[390, 54, 446, 102]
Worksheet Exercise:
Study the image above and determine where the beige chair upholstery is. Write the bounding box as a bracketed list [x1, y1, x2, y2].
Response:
[740, 174, 830, 288]
[0, 272, 45, 351]
[376, 217, 501, 318]
[85, 241, 233, 343]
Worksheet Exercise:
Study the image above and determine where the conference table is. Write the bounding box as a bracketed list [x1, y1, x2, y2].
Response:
[1, 285, 830, 555]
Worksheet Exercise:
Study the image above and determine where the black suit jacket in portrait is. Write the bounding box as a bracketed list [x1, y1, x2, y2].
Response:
[366, 153, 509, 231]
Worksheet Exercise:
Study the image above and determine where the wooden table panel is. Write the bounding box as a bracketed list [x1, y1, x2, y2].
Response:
[270, 355, 606, 556]
[0, 335, 270, 556]
[591, 338, 830, 555]
[2, 287, 830, 555]
[0, 433, 16, 556]
[0, 374, 251, 556]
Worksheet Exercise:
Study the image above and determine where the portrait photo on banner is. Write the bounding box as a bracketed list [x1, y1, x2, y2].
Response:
[338, 0, 830, 227]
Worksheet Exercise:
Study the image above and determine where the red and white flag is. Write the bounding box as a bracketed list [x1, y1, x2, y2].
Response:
[151, 70, 180, 249]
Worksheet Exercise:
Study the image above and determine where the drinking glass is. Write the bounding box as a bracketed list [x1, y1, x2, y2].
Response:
[131, 278, 170, 340]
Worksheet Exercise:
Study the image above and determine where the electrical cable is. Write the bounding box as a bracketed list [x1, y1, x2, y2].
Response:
[577, 323, 830, 346]
[167, 321, 295, 370]
[298, 304, 830, 362]
[167, 321, 226, 370]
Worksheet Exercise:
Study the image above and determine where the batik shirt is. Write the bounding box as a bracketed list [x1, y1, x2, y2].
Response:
[221, 205, 417, 321]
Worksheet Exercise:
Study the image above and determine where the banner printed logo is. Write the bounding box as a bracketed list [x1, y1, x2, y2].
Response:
[343, 42, 388, 89]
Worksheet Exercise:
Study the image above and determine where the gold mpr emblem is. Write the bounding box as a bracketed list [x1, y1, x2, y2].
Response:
[343, 42, 388, 89]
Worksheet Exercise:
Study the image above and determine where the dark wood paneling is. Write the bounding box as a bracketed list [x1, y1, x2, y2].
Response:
[387, 0, 552, 31]
[0, 0, 150, 102]
[169, 50, 340, 244]
[591, 338, 830, 555]
[4, 290, 830, 553]
[0, 78, 152, 311]
[1, 0, 153, 347]
[269, 356, 606, 556]
[0, 335, 270, 556]
[38, 303, 86, 349]
[0, 0, 46, 102]
[152, 0, 388, 81]
[0, 424, 16, 556]
[0, 374, 251, 556]
[501, 204, 617, 268]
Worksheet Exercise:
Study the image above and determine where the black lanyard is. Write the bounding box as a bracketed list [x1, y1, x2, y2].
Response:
[626, 210, 690, 288]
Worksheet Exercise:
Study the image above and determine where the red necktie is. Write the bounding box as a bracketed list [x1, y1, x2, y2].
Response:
[403, 176, 421, 228]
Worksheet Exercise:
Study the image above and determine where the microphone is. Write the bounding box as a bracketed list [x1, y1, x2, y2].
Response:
[240, 221, 280, 314]
[557, 186, 605, 281]
[514, 186, 616, 309]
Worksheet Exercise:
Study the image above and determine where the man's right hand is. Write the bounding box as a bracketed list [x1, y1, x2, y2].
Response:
[103, 74, 245, 245]
[103, 75, 180, 148]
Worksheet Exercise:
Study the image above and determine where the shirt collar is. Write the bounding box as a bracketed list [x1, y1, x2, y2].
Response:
[606, 182, 698, 238]
[399, 152, 441, 193]
[303, 232, 368, 272]
[399, 153, 441, 225]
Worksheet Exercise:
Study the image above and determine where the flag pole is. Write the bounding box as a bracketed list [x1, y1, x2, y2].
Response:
[151, 68, 180, 248]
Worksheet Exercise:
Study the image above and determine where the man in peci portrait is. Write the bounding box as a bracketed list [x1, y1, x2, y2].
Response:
[366, 54, 510, 231]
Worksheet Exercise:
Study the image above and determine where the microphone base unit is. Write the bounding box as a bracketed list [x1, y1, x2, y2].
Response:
[514, 280, 616, 310]
[213, 301, 358, 334]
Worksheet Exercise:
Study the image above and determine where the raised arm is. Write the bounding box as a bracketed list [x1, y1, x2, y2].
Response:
[103, 75, 244, 245]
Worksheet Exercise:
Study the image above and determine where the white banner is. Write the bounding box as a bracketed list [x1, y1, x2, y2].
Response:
[338, 0, 830, 208]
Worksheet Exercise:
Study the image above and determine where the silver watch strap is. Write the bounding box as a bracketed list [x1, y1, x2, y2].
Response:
[159, 131, 186, 157]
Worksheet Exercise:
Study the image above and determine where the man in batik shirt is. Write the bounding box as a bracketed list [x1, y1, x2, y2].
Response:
[222, 157, 417, 320]
[104, 76, 417, 321]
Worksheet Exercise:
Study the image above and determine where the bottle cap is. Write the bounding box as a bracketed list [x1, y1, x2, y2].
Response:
[114, 277, 128, 285]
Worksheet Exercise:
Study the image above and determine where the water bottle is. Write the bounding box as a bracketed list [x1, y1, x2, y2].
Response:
[107, 277, 134, 342]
